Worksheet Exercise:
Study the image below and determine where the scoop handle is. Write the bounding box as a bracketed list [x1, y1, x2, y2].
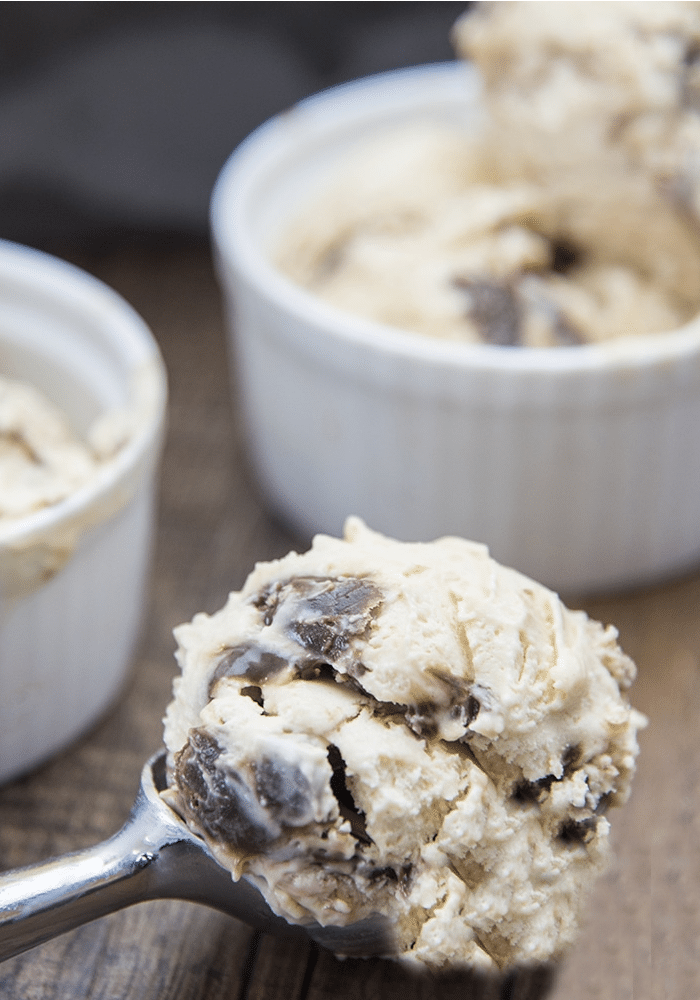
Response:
[0, 752, 393, 964]
[0, 776, 190, 963]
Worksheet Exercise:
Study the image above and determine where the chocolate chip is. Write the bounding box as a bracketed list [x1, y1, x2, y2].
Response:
[511, 773, 558, 805]
[241, 685, 264, 707]
[512, 745, 585, 804]
[372, 701, 406, 719]
[173, 729, 276, 853]
[465, 694, 480, 725]
[550, 239, 581, 274]
[251, 577, 382, 670]
[406, 702, 439, 740]
[297, 662, 337, 682]
[595, 792, 612, 815]
[208, 644, 288, 695]
[558, 817, 598, 845]
[284, 577, 382, 662]
[561, 745, 581, 774]
[254, 757, 313, 824]
[290, 620, 348, 658]
[302, 577, 380, 617]
[367, 866, 398, 884]
[454, 277, 521, 346]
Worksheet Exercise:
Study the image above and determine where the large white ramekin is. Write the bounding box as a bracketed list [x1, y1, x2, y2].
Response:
[0, 241, 167, 783]
[211, 63, 700, 596]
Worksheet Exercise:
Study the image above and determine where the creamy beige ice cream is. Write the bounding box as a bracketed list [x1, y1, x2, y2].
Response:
[277, 2, 700, 347]
[0, 375, 133, 523]
[162, 518, 645, 971]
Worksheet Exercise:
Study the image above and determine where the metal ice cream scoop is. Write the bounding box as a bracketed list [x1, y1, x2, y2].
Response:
[0, 750, 393, 964]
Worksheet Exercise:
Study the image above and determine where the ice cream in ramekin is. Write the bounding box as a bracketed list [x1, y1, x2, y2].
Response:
[211, 2, 700, 594]
[0, 241, 167, 783]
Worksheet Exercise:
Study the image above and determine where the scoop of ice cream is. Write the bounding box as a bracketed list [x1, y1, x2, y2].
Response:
[162, 518, 645, 972]
[276, 2, 700, 346]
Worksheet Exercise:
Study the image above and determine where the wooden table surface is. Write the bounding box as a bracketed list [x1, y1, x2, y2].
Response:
[0, 246, 697, 1000]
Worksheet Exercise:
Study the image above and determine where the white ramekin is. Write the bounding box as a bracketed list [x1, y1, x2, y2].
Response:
[211, 62, 700, 596]
[0, 241, 167, 783]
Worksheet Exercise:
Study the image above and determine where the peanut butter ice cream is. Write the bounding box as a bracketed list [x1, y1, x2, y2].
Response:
[0, 374, 143, 524]
[277, 2, 700, 347]
[162, 519, 645, 971]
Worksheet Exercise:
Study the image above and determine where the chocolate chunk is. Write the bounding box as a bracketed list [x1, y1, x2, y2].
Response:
[209, 644, 288, 695]
[398, 863, 414, 890]
[448, 690, 481, 733]
[282, 576, 382, 663]
[367, 866, 398, 884]
[297, 662, 338, 682]
[594, 792, 613, 815]
[512, 747, 584, 805]
[255, 575, 381, 632]
[254, 757, 313, 824]
[290, 620, 349, 658]
[561, 745, 581, 774]
[302, 577, 381, 617]
[550, 239, 581, 275]
[465, 694, 481, 725]
[406, 702, 439, 740]
[252, 584, 282, 626]
[174, 729, 276, 853]
[188, 727, 221, 769]
[454, 277, 521, 346]
[511, 771, 561, 805]
[512, 779, 547, 805]
[558, 816, 598, 845]
[402, 683, 482, 740]
[372, 701, 407, 720]
[241, 685, 264, 707]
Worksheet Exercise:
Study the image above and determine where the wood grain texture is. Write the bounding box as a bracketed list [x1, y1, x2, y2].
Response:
[0, 246, 697, 999]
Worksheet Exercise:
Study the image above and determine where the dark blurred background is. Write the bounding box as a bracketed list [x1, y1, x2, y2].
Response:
[0, 2, 469, 256]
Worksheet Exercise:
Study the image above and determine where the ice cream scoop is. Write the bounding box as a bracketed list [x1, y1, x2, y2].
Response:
[0, 521, 644, 973]
[162, 519, 646, 972]
[0, 750, 393, 963]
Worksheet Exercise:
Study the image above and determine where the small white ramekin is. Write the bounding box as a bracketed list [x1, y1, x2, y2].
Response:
[211, 63, 700, 596]
[0, 240, 167, 783]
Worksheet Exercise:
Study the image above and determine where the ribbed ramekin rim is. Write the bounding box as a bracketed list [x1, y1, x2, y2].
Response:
[0, 240, 168, 548]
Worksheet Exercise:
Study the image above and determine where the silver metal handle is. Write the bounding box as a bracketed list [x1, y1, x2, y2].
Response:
[0, 752, 392, 964]
[0, 755, 195, 962]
